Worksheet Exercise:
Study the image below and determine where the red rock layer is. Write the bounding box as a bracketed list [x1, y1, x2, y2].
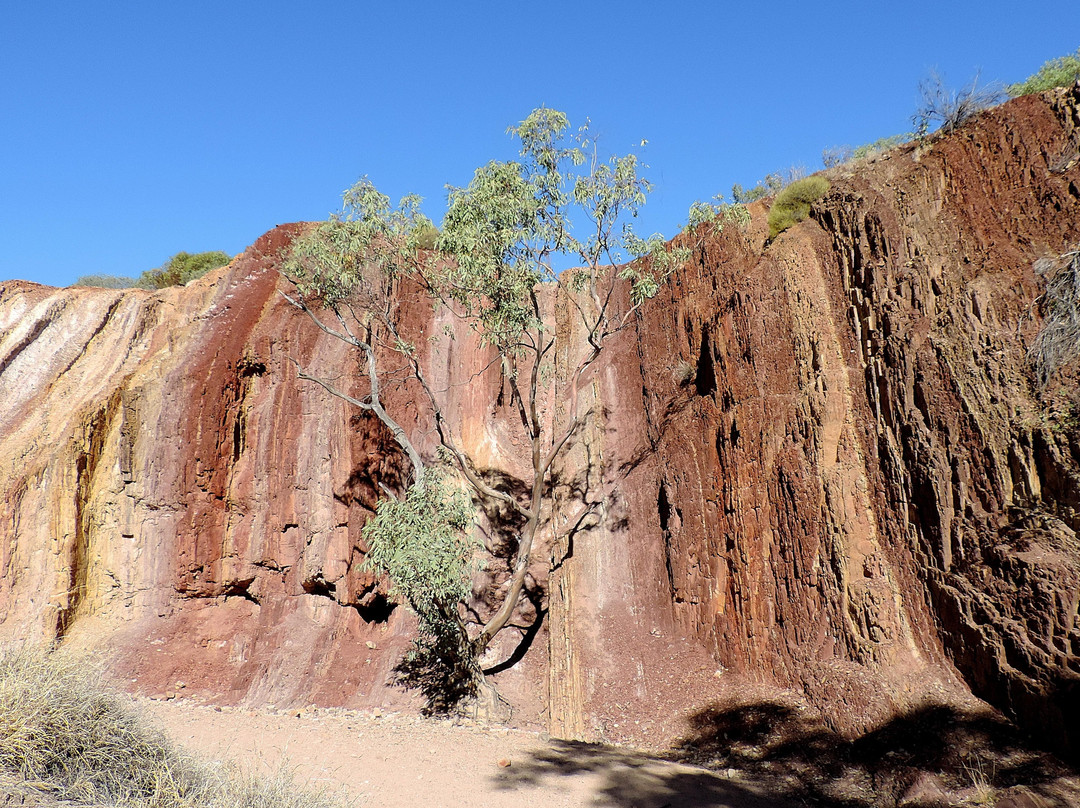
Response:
[1, 87, 1078, 756]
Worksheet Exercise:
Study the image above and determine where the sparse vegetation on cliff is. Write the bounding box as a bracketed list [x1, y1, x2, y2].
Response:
[685, 196, 750, 234]
[72, 274, 140, 288]
[853, 133, 913, 159]
[136, 250, 231, 289]
[912, 71, 1004, 137]
[822, 134, 914, 168]
[1029, 248, 1080, 387]
[71, 251, 232, 291]
[766, 176, 830, 240]
[729, 166, 808, 205]
[1009, 48, 1080, 96]
[730, 174, 784, 204]
[0, 647, 341, 808]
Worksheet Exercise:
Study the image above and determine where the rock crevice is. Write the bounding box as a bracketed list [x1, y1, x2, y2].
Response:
[1, 89, 1079, 756]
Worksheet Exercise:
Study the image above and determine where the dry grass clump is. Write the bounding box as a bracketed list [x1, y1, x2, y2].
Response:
[1029, 248, 1080, 386]
[911, 70, 1004, 137]
[0, 646, 342, 808]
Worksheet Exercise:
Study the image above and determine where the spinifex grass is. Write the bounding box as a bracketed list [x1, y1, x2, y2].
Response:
[0, 646, 343, 808]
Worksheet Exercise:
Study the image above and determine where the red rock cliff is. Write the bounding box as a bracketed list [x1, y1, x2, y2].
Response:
[1, 88, 1078, 757]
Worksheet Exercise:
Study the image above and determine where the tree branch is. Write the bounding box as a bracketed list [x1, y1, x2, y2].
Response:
[283, 290, 426, 488]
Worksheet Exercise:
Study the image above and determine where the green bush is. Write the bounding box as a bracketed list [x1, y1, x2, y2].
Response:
[766, 176, 830, 240]
[361, 472, 478, 712]
[72, 274, 139, 289]
[731, 172, 786, 205]
[1009, 48, 1080, 97]
[0, 646, 341, 808]
[136, 250, 231, 290]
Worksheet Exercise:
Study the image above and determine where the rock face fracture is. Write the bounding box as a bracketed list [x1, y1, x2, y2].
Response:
[2, 87, 1079, 759]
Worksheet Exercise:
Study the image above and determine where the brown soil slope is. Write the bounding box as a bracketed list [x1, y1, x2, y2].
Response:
[1, 87, 1078, 761]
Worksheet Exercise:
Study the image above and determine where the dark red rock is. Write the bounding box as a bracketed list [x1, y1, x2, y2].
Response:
[1, 87, 1079, 765]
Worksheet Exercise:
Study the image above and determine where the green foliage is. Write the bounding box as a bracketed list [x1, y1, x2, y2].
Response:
[620, 233, 692, 305]
[1008, 48, 1080, 97]
[438, 160, 550, 349]
[685, 197, 751, 235]
[360, 472, 480, 711]
[136, 250, 231, 290]
[361, 473, 475, 634]
[71, 274, 139, 289]
[282, 180, 433, 305]
[436, 107, 681, 350]
[766, 176, 830, 240]
[731, 173, 785, 204]
[0, 646, 341, 808]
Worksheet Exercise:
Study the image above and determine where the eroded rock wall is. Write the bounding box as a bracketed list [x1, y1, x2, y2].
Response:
[1, 87, 1078, 755]
[542, 84, 1079, 753]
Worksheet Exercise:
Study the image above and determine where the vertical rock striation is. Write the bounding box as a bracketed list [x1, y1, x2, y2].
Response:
[1, 87, 1079, 757]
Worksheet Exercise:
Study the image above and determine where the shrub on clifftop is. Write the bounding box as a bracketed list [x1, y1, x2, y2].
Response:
[136, 250, 231, 290]
[766, 176, 830, 240]
[912, 71, 1003, 137]
[72, 274, 139, 288]
[1009, 48, 1080, 96]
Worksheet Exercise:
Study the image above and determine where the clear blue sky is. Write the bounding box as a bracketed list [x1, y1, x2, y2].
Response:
[1, 2, 1074, 288]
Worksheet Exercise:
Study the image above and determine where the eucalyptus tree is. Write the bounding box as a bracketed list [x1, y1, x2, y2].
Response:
[282, 109, 742, 712]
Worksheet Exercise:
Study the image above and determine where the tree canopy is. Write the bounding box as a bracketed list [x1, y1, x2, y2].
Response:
[281, 107, 747, 713]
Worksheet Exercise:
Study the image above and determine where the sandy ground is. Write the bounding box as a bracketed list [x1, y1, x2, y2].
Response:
[144, 699, 801, 808]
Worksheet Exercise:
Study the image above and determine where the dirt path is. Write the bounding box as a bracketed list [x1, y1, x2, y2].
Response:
[144, 699, 799, 808]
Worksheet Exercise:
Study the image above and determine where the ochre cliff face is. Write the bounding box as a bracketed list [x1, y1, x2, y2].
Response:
[2, 87, 1078, 756]
[568, 84, 1079, 753]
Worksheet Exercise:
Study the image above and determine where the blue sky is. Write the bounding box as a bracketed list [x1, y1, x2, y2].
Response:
[1, 2, 1075, 288]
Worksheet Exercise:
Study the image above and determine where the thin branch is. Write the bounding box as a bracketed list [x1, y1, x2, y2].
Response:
[505, 367, 536, 439]
[542, 416, 582, 477]
[384, 318, 535, 520]
[283, 288, 426, 488]
[290, 358, 371, 410]
[279, 290, 363, 348]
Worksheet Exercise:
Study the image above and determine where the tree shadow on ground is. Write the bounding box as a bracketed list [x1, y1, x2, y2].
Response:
[490, 739, 804, 808]
[670, 699, 1080, 807]
[495, 700, 1080, 807]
